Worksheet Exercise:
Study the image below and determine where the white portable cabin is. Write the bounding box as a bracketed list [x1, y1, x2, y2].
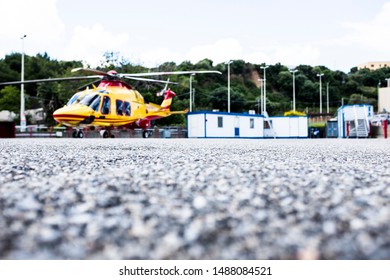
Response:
[187, 111, 264, 138]
[264, 116, 308, 138]
[337, 104, 373, 138]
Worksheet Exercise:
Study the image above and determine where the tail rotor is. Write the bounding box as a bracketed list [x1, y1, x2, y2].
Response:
[157, 78, 170, 96]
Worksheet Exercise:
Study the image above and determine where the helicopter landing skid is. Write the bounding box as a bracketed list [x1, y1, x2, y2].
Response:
[72, 129, 84, 138]
[100, 129, 115, 138]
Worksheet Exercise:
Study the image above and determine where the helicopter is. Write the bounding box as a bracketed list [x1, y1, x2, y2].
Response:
[0, 68, 221, 138]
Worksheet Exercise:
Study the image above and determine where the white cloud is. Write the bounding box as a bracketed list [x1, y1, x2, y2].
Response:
[342, 2, 390, 51]
[0, 0, 65, 57]
[187, 38, 243, 64]
[135, 38, 322, 69]
[63, 24, 129, 66]
[0, 0, 64, 39]
[138, 48, 183, 68]
[269, 44, 321, 67]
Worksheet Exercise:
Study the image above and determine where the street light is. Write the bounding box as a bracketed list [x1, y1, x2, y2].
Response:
[20, 35, 27, 132]
[260, 65, 269, 112]
[289, 69, 298, 111]
[326, 82, 330, 114]
[317, 73, 324, 114]
[257, 78, 264, 114]
[189, 73, 195, 112]
[225, 60, 233, 113]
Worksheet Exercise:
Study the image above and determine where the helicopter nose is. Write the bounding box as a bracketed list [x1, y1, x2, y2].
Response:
[53, 106, 92, 125]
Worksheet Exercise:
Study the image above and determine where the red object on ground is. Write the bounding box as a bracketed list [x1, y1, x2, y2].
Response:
[383, 119, 388, 139]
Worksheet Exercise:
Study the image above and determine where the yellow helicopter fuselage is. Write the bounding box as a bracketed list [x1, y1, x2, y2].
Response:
[53, 80, 184, 130]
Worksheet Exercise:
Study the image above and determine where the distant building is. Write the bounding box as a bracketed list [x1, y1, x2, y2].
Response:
[187, 111, 264, 138]
[378, 87, 390, 112]
[0, 110, 16, 121]
[358, 61, 390, 70]
[187, 111, 308, 138]
[337, 104, 373, 138]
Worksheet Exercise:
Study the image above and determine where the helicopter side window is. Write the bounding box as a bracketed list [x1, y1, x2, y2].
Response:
[116, 100, 123, 115]
[101, 96, 111, 115]
[124, 101, 131, 116]
[89, 95, 101, 112]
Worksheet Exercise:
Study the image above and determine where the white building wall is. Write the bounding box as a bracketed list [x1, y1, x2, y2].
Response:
[187, 114, 205, 138]
[378, 87, 390, 112]
[205, 113, 235, 137]
[267, 116, 308, 138]
[187, 112, 264, 138]
[240, 116, 264, 137]
[338, 105, 373, 121]
[297, 117, 309, 137]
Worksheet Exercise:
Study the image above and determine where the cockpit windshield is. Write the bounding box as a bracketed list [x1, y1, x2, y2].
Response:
[89, 95, 101, 112]
[66, 92, 81, 106]
[79, 94, 99, 106]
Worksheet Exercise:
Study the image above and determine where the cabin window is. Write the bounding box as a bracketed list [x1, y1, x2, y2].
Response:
[101, 96, 111, 115]
[89, 96, 101, 112]
[116, 100, 123, 115]
[124, 101, 131, 116]
[250, 118, 254, 129]
[218, 116, 223, 128]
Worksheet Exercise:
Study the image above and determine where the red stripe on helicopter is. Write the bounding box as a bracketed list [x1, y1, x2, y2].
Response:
[53, 114, 85, 120]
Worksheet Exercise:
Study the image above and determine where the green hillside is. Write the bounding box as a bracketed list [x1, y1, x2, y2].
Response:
[1, 52, 389, 126]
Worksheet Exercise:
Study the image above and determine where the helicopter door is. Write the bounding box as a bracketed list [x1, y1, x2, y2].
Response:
[101, 96, 111, 114]
[116, 100, 124, 115]
[124, 101, 131, 116]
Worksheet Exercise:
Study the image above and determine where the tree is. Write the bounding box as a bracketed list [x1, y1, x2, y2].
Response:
[37, 83, 60, 125]
[0, 86, 20, 113]
[348, 93, 367, 104]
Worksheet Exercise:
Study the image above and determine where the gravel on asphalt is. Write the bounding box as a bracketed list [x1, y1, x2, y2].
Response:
[0, 138, 389, 259]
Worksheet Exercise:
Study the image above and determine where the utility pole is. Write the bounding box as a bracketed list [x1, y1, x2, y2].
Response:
[317, 73, 324, 114]
[326, 82, 330, 113]
[260, 65, 269, 112]
[289, 69, 298, 111]
[257, 78, 264, 114]
[20, 35, 27, 132]
[225, 60, 233, 113]
[189, 73, 195, 112]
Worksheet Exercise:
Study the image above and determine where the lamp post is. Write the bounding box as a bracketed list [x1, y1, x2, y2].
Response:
[189, 73, 195, 112]
[260, 65, 269, 112]
[326, 82, 330, 113]
[20, 35, 27, 132]
[289, 69, 298, 111]
[317, 73, 324, 114]
[225, 60, 233, 113]
[257, 78, 264, 114]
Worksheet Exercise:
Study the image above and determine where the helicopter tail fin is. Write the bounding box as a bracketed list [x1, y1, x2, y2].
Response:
[160, 89, 176, 110]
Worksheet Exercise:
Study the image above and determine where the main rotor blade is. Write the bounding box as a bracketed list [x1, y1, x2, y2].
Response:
[77, 79, 102, 90]
[120, 70, 222, 77]
[0, 76, 102, 86]
[122, 76, 178, 84]
[71, 68, 109, 76]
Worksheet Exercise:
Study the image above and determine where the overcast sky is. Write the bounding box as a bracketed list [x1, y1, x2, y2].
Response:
[1, 0, 389, 72]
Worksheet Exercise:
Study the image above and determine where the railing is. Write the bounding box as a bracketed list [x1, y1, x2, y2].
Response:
[15, 126, 188, 138]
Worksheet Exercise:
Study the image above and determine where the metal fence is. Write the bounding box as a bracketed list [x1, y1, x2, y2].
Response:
[14, 125, 187, 138]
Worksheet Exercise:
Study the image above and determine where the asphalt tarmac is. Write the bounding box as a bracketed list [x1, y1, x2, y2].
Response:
[0, 138, 389, 259]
